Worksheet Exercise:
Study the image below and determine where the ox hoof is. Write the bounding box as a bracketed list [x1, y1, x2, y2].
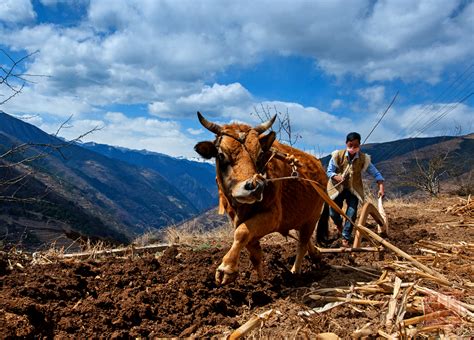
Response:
[215, 268, 239, 285]
[290, 266, 301, 275]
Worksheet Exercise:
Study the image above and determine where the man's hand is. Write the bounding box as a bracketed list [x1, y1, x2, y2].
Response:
[332, 175, 344, 183]
[377, 181, 385, 198]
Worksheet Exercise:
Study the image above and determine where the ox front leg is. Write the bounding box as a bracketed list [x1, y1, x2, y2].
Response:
[216, 214, 275, 285]
[216, 224, 251, 285]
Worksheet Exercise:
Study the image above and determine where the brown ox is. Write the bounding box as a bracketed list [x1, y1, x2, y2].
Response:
[194, 112, 328, 285]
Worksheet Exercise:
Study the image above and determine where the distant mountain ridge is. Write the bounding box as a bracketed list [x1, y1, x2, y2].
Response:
[0, 111, 215, 250]
[81, 142, 217, 211]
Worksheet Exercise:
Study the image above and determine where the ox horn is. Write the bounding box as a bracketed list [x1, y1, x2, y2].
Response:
[254, 114, 277, 134]
[197, 111, 222, 135]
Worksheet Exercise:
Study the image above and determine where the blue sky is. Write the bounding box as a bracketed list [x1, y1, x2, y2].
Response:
[0, 0, 473, 158]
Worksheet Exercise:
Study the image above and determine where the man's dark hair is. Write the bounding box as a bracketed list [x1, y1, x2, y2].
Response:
[346, 132, 361, 143]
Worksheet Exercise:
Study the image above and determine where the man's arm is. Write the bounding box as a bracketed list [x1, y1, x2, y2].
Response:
[326, 157, 338, 179]
[366, 163, 385, 197]
[327, 157, 344, 183]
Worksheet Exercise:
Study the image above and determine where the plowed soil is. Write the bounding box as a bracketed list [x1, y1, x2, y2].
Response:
[1, 197, 473, 338]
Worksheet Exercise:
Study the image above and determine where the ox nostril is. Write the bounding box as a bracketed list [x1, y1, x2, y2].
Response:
[244, 181, 255, 191]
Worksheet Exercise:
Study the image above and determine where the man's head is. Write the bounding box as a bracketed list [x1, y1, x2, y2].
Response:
[345, 132, 361, 156]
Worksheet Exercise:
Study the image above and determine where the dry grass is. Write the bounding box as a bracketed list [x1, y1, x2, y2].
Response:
[162, 219, 234, 250]
[136, 195, 461, 251]
[444, 195, 473, 217]
[32, 238, 112, 264]
[133, 219, 234, 250]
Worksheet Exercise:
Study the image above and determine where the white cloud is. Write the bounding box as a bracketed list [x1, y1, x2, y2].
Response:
[1, 0, 471, 112]
[0, 0, 35, 24]
[357, 86, 386, 113]
[37, 112, 200, 158]
[89, 113, 199, 157]
[186, 128, 204, 136]
[330, 99, 343, 110]
[387, 102, 474, 139]
[0, 1, 472, 157]
[319, 1, 473, 82]
[0, 87, 93, 118]
[40, 0, 86, 6]
[148, 101, 170, 117]
[149, 83, 253, 119]
[7, 85, 472, 158]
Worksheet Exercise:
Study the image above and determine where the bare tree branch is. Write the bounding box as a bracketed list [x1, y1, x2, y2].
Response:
[399, 149, 452, 197]
[0, 49, 49, 106]
[251, 104, 301, 146]
[0, 49, 101, 203]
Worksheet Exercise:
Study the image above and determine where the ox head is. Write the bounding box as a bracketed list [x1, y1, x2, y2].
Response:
[194, 112, 277, 204]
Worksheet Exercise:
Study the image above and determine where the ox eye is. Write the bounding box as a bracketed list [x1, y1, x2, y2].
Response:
[217, 152, 229, 167]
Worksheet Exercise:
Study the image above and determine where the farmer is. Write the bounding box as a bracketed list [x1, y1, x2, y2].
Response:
[326, 132, 385, 247]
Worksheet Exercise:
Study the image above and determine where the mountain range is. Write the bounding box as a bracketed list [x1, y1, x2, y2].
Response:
[80, 142, 217, 212]
[0, 110, 472, 250]
[0, 111, 216, 250]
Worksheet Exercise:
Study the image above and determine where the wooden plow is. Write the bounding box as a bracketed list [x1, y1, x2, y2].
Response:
[306, 180, 450, 284]
[317, 197, 388, 255]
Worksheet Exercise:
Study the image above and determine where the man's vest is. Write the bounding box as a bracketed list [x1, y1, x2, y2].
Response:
[327, 149, 371, 202]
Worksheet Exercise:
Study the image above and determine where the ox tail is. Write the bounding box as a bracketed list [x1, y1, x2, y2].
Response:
[316, 203, 330, 246]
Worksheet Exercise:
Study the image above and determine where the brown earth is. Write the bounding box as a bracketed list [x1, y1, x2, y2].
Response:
[0, 196, 473, 338]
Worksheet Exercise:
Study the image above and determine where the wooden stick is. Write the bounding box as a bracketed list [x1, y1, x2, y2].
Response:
[376, 270, 389, 284]
[317, 246, 383, 253]
[61, 243, 169, 259]
[395, 270, 453, 286]
[385, 276, 402, 327]
[355, 224, 450, 284]
[228, 309, 274, 340]
[308, 295, 384, 306]
[309, 286, 389, 296]
[353, 203, 385, 249]
[330, 264, 381, 278]
[401, 310, 452, 327]
[395, 280, 419, 325]
[351, 322, 374, 338]
[406, 324, 453, 337]
[378, 196, 389, 234]
[377, 330, 397, 339]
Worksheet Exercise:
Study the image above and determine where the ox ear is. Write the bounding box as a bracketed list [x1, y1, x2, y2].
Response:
[194, 141, 217, 159]
[259, 131, 276, 152]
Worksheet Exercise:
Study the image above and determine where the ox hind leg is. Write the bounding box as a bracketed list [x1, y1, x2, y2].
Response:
[246, 240, 264, 280]
[291, 222, 321, 274]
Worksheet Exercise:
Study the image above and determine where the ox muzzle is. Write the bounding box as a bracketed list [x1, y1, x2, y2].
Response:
[231, 174, 266, 204]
